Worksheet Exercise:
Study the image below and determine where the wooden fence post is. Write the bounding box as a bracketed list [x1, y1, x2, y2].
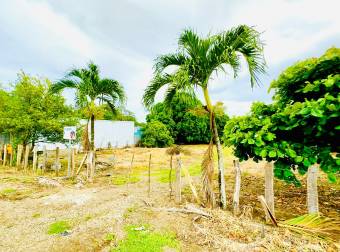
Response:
[32, 146, 38, 172]
[233, 159, 241, 215]
[3, 144, 7, 166]
[0, 144, 3, 163]
[307, 165, 319, 214]
[127, 153, 134, 189]
[175, 154, 182, 204]
[42, 146, 47, 173]
[71, 148, 76, 176]
[148, 153, 151, 197]
[23, 145, 30, 172]
[9, 147, 13, 167]
[86, 151, 91, 180]
[55, 147, 60, 176]
[16, 144, 23, 169]
[264, 162, 275, 222]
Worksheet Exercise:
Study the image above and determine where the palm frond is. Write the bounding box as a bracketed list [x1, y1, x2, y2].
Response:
[99, 78, 126, 104]
[142, 73, 173, 109]
[212, 25, 266, 87]
[154, 53, 187, 73]
[201, 141, 215, 208]
[50, 79, 78, 93]
[279, 214, 340, 241]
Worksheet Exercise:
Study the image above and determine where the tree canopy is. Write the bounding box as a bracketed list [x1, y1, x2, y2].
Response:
[0, 72, 77, 146]
[224, 48, 340, 185]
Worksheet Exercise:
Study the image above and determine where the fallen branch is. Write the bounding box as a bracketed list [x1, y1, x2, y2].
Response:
[154, 204, 212, 218]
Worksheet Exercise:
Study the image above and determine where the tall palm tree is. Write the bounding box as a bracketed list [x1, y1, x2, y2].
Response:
[143, 25, 266, 208]
[51, 62, 125, 150]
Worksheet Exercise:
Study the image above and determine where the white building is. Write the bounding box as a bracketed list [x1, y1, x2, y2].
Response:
[91, 120, 135, 148]
[35, 120, 136, 150]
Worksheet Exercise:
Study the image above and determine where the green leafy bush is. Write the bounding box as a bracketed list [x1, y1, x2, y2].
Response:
[141, 121, 174, 148]
[224, 48, 340, 185]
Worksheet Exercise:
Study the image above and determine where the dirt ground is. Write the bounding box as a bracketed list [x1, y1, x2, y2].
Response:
[0, 145, 339, 251]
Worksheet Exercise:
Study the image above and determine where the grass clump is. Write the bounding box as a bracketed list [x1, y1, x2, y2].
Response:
[112, 225, 179, 252]
[112, 174, 140, 185]
[47, 220, 71, 235]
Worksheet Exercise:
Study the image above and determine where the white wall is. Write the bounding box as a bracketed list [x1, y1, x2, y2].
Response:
[92, 120, 135, 148]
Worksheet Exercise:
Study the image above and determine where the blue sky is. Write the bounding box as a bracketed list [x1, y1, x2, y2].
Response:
[0, 0, 339, 121]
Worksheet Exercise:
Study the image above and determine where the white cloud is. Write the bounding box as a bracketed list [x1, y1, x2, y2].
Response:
[0, 0, 339, 122]
[223, 100, 253, 116]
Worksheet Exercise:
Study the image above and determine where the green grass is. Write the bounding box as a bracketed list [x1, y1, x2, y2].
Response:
[156, 164, 201, 183]
[47, 220, 71, 235]
[0, 188, 16, 195]
[112, 174, 140, 185]
[112, 225, 179, 252]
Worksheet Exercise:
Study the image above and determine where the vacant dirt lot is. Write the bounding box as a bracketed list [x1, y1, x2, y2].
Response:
[0, 145, 339, 251]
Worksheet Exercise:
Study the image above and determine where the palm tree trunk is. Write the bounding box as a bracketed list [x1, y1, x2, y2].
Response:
[90, 114, 95, 150]
[203, 88, 227, 209]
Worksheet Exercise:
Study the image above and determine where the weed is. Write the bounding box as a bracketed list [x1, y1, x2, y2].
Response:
[112, 225, 179, 252]
[47, 220, 71, 235]
[32, 213, 41, 218]
[112, 174, 140, 185]
[105, 233, 116, 241]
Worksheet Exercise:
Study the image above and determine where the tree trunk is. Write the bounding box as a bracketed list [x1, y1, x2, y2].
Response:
[264, 162, 275, 222]
[203, 87, 227, 209]
[90, 114, 95, 150]
[233, 159, 241, 215]
[307, 165, 319, 214]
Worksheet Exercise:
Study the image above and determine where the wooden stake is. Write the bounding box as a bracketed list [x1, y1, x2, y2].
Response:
[258, 195, 278, 227]
[175, 154, 182, 204]
[71, 148, 76, 176]
[182, 165, 200, 204]
[42, 145, 47, 173]
[127, 153, 134, 190]
[264, 162, 275, 222]
[16, 144, 23, 169]
[32, 146, 38, 172]
[307, 165, 319, 214]
[23, 145, 29, 172]
[9, 148, 13, 167]
[55, 147, 60, 176]
[86, 152, 91, 180]
[0, 144, 3, 162]
[76, 153, 87, 175]
[233, 159, 241, 215]
[148, 153, 151, 197]
[67, 142, 72, 177]
[3, 144, 7, 166]
[169, 155, 173, 199]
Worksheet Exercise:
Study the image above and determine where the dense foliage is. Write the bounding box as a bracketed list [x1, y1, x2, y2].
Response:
[224, 48, 340, 185]
[144, 94, 229, 145]
[0, 72, 77, 146]
[140, 121, 174, 148]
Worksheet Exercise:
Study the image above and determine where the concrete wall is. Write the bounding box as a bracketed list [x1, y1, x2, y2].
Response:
[91, 120, 135, 148]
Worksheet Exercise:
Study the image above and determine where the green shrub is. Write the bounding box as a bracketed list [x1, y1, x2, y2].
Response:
[47, 220, 71, 235]
[141, 121, 174, 148]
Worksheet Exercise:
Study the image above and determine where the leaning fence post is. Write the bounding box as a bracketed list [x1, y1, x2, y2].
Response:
[264, 162, 275, 222]
[307, 165, 319, 214]
[3, 144, 7, 166]
[233, 159, 241, 215]
[175, 154, 182, 204]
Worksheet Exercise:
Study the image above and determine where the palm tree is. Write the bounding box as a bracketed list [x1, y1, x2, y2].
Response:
[143, 25, 266, 208]
[51, 62, 125, 150]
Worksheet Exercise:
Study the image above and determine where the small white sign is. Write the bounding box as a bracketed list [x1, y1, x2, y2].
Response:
[63, 126, 76, 140]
